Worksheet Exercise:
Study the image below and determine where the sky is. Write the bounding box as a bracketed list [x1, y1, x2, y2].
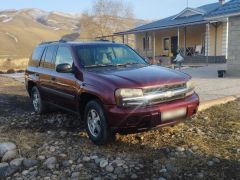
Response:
[0, 0, 225, 20]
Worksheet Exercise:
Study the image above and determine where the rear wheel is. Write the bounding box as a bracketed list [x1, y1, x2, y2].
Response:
[31, 86, 46, 114]
[84, 100, 115, 145]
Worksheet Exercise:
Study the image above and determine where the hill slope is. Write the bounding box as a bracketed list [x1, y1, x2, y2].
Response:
[0, 9, 146, 60]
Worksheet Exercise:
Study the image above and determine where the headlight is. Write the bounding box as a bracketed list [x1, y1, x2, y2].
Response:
[115, 88, 143, 107]
[186, 80, 195, 96]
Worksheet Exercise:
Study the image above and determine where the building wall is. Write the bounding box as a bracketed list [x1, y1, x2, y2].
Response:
[134, 23, 224, 58]
[228, 16, 240, 76]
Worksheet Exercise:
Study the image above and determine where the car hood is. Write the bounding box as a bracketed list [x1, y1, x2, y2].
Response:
[85, 65, 190, 88]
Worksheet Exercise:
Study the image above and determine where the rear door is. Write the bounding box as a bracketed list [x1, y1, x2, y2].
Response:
[38, 45, 58, 102]
[50, 45, 78, 112]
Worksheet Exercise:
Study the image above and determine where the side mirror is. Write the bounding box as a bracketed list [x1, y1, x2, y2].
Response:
[56, 63, 72, 73]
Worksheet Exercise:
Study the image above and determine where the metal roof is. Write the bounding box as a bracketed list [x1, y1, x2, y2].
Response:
[206, 0, 240, 18]
[115, 2, 221, 35]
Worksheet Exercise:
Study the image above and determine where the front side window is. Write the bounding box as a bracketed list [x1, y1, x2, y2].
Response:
[55, 46, 73, 67]
[76, 44, 147, 68]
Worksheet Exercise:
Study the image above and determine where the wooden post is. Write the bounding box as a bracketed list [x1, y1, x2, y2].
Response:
[177, 27, 180, 52]
[206, 23, 210, 66]
[126, 34, 129, 45]
[226, 18, 229, 59]
[184, 26, 187, 56]
[122, 35, 124, 44]
[153, 31, 156, 62]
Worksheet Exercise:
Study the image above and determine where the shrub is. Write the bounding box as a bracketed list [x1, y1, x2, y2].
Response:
[7, 69, 15, 74]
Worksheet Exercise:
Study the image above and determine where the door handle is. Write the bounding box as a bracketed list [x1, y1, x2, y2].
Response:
[51, 76, 56, 81]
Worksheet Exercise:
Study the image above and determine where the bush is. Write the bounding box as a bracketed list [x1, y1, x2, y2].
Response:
[16, 70, 25, 73]
[7, 69, 15, 74]
[0, 71, 4, 74]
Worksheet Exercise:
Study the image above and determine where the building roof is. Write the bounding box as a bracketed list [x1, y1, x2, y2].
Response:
[206, 0, 240, 18]
[116, 2, 221, 35]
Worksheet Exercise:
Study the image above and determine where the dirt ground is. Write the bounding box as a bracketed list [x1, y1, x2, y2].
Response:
[0, 76, 239, 180]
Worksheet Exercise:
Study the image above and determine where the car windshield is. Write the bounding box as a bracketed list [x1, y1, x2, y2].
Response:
[75, 44, 148, 68]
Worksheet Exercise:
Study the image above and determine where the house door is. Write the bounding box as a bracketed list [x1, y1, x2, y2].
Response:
[171, 36, 178, 56]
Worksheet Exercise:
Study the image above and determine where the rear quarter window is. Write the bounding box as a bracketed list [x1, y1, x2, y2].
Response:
[29, 46, 45, 67]
[32, 46, 45, 62]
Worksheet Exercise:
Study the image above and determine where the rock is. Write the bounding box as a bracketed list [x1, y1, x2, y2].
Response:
[60, 131, 67, 137]
[212, 158, 220, 163]
[49, 146, 55, 152]
[90, 155, 98, 160]
[38, 155, 46, 161]
[207, 161, 214, 166]
[0, 162, 9, 177]
[99, 159, 108, 168]
[23, 159, 38, 168]
[43, 157, 57, 170]
[197, 172, 204, 179]
[112, 159, 125, 167]
[131, 173, 138, 179]
[82, 156, 90, 162]
[0, 142, 16, 158]
[186, 149, 193, 157]
[159, 168, 167, 173]
[62, 160, 70, 167]
[114, 166, 123, 175]
[10, 158, 24, 169]
[166, 163, 177, 173]
[176, 146, 185, 152]
[158, 178, 166, 180]
[1, 150, 17, 162]
[71, 172, 80, 178]
[106, 165, 114, 172]
[21, 170, 29, 176]
[192, 145, 199, 151]
[75, 163, 83, 170]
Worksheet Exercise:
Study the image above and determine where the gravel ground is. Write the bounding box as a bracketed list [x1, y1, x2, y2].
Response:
[0, 76, 239, 180]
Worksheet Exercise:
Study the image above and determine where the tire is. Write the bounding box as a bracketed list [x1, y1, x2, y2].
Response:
[31, 86, 46, 114]
[84, 100, 115, 145]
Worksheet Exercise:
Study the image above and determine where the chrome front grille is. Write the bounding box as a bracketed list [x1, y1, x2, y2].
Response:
[143, 83, 187, 105]
[143, 83, 186, 95]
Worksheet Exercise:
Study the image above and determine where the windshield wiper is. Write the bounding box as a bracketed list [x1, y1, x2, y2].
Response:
[115, 62, 139, 66]
[84, 64, 116, 68]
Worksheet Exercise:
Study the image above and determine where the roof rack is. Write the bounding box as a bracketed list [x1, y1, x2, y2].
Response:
[39, 39, 67, 45]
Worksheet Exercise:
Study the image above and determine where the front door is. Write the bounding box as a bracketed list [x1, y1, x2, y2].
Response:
[171, 36, 178, 57]
[51, 45, 78, 112]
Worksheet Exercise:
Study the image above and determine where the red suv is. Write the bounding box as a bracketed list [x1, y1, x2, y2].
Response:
[25, 40, 199, 145]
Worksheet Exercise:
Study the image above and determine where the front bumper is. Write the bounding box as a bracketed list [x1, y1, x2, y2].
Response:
[104, 93, 199, 133]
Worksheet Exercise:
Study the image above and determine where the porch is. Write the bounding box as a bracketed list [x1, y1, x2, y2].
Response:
[127, 22, 227, 65]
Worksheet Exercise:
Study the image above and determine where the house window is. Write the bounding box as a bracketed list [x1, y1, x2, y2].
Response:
[143, 36, 152, 50]
[163, 37, 170, 51]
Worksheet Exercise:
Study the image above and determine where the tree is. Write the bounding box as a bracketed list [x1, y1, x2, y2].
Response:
[80, 0, 134, 40]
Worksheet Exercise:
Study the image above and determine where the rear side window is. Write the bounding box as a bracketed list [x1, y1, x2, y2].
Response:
[41, 45, 58, 69]
[32, 46, 45, 61]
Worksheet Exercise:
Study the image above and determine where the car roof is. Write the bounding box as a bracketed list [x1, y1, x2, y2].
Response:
[38, 40, 123, 47]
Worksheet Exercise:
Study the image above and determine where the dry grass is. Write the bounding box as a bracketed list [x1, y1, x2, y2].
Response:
[0, 58, 28, 71]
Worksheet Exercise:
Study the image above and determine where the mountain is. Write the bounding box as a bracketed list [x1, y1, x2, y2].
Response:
[0, 8, 146, 60]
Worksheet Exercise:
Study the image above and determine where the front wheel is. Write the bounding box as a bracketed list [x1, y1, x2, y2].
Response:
[84, 100, 115, 145]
